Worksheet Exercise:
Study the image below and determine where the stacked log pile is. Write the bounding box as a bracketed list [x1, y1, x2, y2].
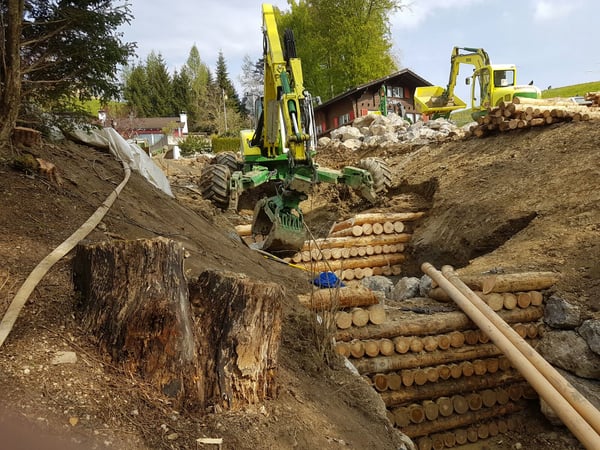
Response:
[287, 211, 426, 281]
[333, 271, 557, 449]
[471, 96, 600, 138]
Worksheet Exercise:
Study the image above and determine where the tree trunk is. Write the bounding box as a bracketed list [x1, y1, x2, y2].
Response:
[0, 0, 24, 145]
[74, 238, 283, 411]
[189, 269, 283, 410]
[73, 238, 201, 408]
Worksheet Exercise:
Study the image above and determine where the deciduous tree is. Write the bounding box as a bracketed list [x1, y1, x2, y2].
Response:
[277, 0, 403, 101]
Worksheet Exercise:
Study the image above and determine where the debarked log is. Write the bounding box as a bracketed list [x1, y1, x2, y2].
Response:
[329, 212, 426, 234]
[399, 402, 525, 439]
[452, 271, 558, 294]
[301, 233, 412, 251]
[380, 369, 524, 407]
[335, 306, 544, 341]
[350, 342, 511, 374]
[296, 253, 405, 273]
[297, 285, 379, 311]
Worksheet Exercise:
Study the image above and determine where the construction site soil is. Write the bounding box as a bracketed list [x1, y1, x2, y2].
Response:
[0, 119, 598, 450]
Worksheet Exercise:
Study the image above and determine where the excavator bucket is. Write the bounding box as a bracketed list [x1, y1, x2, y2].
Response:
[251, 194, 307, 257]
[414, 86, 467, 116]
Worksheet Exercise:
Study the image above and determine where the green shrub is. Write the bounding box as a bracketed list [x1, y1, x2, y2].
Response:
[211, 136, 240, 153]
[179, 135, 212, 156]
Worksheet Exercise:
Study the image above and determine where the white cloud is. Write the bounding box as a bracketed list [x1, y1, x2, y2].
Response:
[392, 0, 485, 29]
[532, 0, 582, 22]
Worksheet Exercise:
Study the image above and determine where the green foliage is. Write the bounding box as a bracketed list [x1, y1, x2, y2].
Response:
[542, 81, 600, 99]
[2, 0, 134, 134]
[145, 52, 174, 116]
[216, 50, 244, 115]
[123, 64, 152, 116]
[211, 136, 240, 153]
[277, 0, 403, 100]
[178, 134, 212, 156]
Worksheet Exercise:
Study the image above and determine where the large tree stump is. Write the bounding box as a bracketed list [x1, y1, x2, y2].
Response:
[73, 238, 283, 412]
[73, 238, 201, 408]
[189, 269, 283, 410]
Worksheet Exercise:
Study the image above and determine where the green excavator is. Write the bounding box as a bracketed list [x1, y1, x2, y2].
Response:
[199, 4, 391, 257]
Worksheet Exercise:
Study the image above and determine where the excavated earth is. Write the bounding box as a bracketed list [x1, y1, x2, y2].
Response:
[0, 119, 599, 450]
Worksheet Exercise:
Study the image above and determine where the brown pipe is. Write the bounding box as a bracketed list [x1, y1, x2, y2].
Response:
[441, 265, 600, 437]
[421, 263, 600, 449]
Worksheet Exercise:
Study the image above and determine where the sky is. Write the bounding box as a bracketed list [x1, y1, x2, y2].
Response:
[120, 0, 600, 102]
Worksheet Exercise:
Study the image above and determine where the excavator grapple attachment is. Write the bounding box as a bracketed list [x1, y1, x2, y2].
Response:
[251, 194, 308, 257]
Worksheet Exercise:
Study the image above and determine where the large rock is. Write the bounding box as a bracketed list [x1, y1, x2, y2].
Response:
[361, 276, 394, 298]
[539, 367, 600, 426]
[536, 330, 600, 379]
[391, 277, 421, 301]
[579, 319, 600, 356]
[352, 113, 378, 129]
[544, 295, 581, 329]
[340, 138, 362, 151]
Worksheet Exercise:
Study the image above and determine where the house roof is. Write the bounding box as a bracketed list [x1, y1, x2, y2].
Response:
[314, 68, 433, 110]
[124, 117, 184, 130]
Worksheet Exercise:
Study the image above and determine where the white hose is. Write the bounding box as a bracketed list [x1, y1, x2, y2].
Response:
[0, 159, 131, 348]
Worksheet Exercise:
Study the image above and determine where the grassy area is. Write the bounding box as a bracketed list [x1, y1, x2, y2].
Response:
[542, 81, 600, 99]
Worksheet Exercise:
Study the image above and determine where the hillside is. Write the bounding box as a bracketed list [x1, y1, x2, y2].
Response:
[1, 118, 599, 449]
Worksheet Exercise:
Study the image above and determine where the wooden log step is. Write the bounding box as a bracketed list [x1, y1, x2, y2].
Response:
[296, 253, 405, 273]
[329, 211, 426, 234]
[299, 285, 379, 311]
[451, 271, 558, 294]
[351, 342, 506, 375]
[336, 306, 544, 341]
[301, 233, 412, 251]
[397, 402, 525, 439]
[380, 369, 523, 407]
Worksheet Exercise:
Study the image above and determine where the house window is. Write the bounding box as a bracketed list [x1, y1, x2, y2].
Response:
[339, 113, 350, 125]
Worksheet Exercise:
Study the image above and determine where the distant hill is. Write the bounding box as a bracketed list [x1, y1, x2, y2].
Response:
[542, 81, 600, 98]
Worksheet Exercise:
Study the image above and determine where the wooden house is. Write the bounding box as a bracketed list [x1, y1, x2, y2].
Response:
[313, 69, 432, 137]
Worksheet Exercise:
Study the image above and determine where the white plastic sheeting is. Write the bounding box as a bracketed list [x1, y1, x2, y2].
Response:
[69, 127, 173, 197]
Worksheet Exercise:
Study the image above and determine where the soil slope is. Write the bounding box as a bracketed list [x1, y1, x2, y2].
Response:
[0, 119, 598, 449]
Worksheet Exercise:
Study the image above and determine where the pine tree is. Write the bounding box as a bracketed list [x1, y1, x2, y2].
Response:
[0, 0, 134, 142]
[146, 52, 174, 116]
[215, 50, 243, 114]
[172, 69, 192, 117]
[123, 64, 152, 117]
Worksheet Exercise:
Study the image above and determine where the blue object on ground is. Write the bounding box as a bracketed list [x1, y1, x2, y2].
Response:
[312, 271, 345, 288]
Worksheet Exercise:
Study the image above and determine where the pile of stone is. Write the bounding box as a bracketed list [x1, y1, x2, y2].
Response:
[318, 113, 475, 151]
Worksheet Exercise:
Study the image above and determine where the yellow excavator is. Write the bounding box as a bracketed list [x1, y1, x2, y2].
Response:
[200, 4, 391, 256]
[415, 47, 541, 119]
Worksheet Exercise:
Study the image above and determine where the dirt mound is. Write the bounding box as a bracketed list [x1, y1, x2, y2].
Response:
[0, 119, 598, 449]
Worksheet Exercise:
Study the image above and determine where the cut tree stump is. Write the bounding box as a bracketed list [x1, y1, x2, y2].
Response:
[74, 238, 283, 411]
[189, 269, 283, 410]
[73, 238, 201, 408]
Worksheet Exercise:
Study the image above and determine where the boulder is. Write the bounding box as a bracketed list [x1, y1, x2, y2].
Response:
[361, 276, 394, 298]
[539, 367, 600, 425]
[391, 277, 421, 301]
[536, 330, 600, 379]
[340, 138, 362, 151]
[579, 319, 600, 356]
[352, 113, 378, 129]
[544, 295, 581, 329]
[317, 136, 331, 147]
